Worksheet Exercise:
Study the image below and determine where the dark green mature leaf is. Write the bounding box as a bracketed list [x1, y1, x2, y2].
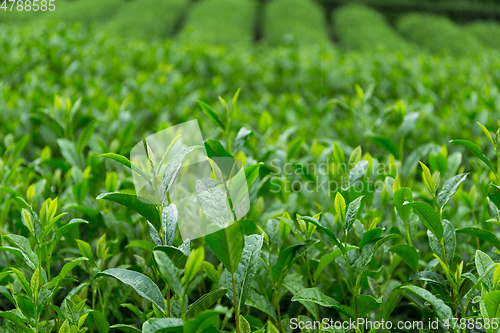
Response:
[389, 244, 419, 271]
[0, 310, 32, 332]
[100, 153, 150, 182]
[484, 291, 500, 319]
[96, 192, 161, 230]
[142, 318, 183, 333]
[345, 196, 364, 232]
[356, 294, 382, 318]
[95, 269, 164, 312]
[186, 288, 227, 319]
[284, 282, 318, 319]
[373, 136, 400, 159]
[162, 204, 178, 246]
[457, 227, 500, 251]
[451, 140, 496, 175]
[427, 220, 455, 264]
[197, 100, 225, 130]
[393, 188, 413, 221]
[359, 228, 383, 250]
[153, 251, 183, 297]
[405, 202, 443, 240]
[299, 216, 342, 249]
[206, 222, 244, 274]
[1, 234, 38, 270]
[489, 183, 500, 210]
[291, 287, 353, 318]
[184, 310, 219, 333]
[148, 222, 161, 247]
[227, 234, 264, 309]
[245, 290, 277, 320]
[313, 246, 358, 282]
[437, 173, 468, 210]
[196, 177, 230, 229]
[87, 310, 110, 333]
[400, 285, 453, 323]
[410, 272, 448, 289]
[109, 324, 141, 333]
[271, 239, 319, 286]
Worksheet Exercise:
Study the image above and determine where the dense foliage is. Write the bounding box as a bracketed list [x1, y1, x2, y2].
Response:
[396, 13, 484, 55]
[180, 0, 257, 46]
[332, 4, 411, 52]
[465, 20, 500, 49]
[2, 20, 500, 333]
[262, 0, 329, 46]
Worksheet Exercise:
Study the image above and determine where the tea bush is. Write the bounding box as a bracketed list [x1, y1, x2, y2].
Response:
[333, 4, 411, 52]
[396, 12, 484, 55]
[262, 0, 329, 46]
[465, 20, 500, 49]
[180, 0, 257, 46]
[101, 0, 188, 40]
[2, 23, 500, 333]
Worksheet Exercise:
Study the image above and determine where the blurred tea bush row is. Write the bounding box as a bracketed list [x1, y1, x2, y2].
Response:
[2, 0, 500, 53]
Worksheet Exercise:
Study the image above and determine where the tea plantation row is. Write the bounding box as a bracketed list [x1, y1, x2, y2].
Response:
[2, 0, 500, 53]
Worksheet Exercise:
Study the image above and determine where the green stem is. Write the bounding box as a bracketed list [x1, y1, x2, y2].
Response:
[231, 273, 240, 333]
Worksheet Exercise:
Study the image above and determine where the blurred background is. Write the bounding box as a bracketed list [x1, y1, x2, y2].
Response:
[2, 0, 500, 52]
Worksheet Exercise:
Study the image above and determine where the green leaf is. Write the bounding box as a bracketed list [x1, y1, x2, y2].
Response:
[359, 228, 383, 250]
[109, 324, 141, 333]
[142, 318, 183, 333]
[148, 222, 162, 247]
[405, 202, 443, 240]
[159, 146, 197, 203]
[345, 196, 364, 232]
[298, 216, 342, 249]
[57, 139, 81, 168]
[10, 268, 31, 295]
[239, 315, 251, 333]
[389, 244, 419, 271]
[0, 310, 32, 332]
[284, 282, 318, 319]
[287, 137, 304, 160]
[246, 290, 276, 320]
[476, 250, 495, 291]
[99, 153, 150, 182]
[334, 192, 346, 224]
[484, 290, 500, 319]
[186, 288, 227, 319]
[393, 188, 413, 221]
[313, 246, 358, 282]
[451, 139, 497, 175]
[184, 311, 219, 333]
[205, 222, 244, 274]
[419, 161, 435, 195]
[162, 204, 178, 246]
[271, 239, 319, 286]
[196, 177, 230, 229]
[427, 220, 455, 264]
[153, 250, 184, 297]
[373, 136, 400, 159]
[197, 100, 225, 130]
[96, 192, 161, 230]
[356, 294, 382, 318]
[182, 247, 204, 286]
[291, 287, 353, 318]
[1, 234, 39, 270]
[227, 234, 264, 309]
[410, 272, 447, 289]
[87, 310, 110, 333]
[437, 173, 468, 210]
[76, 240, 94, 265]
[95, 268, 164, 312]
[48, 257, 88, 289]
[233, 127, 252, 153]
[400, 285, 453, 323]
[456, 227, 500, 251]
[125, 240, 155, 252]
